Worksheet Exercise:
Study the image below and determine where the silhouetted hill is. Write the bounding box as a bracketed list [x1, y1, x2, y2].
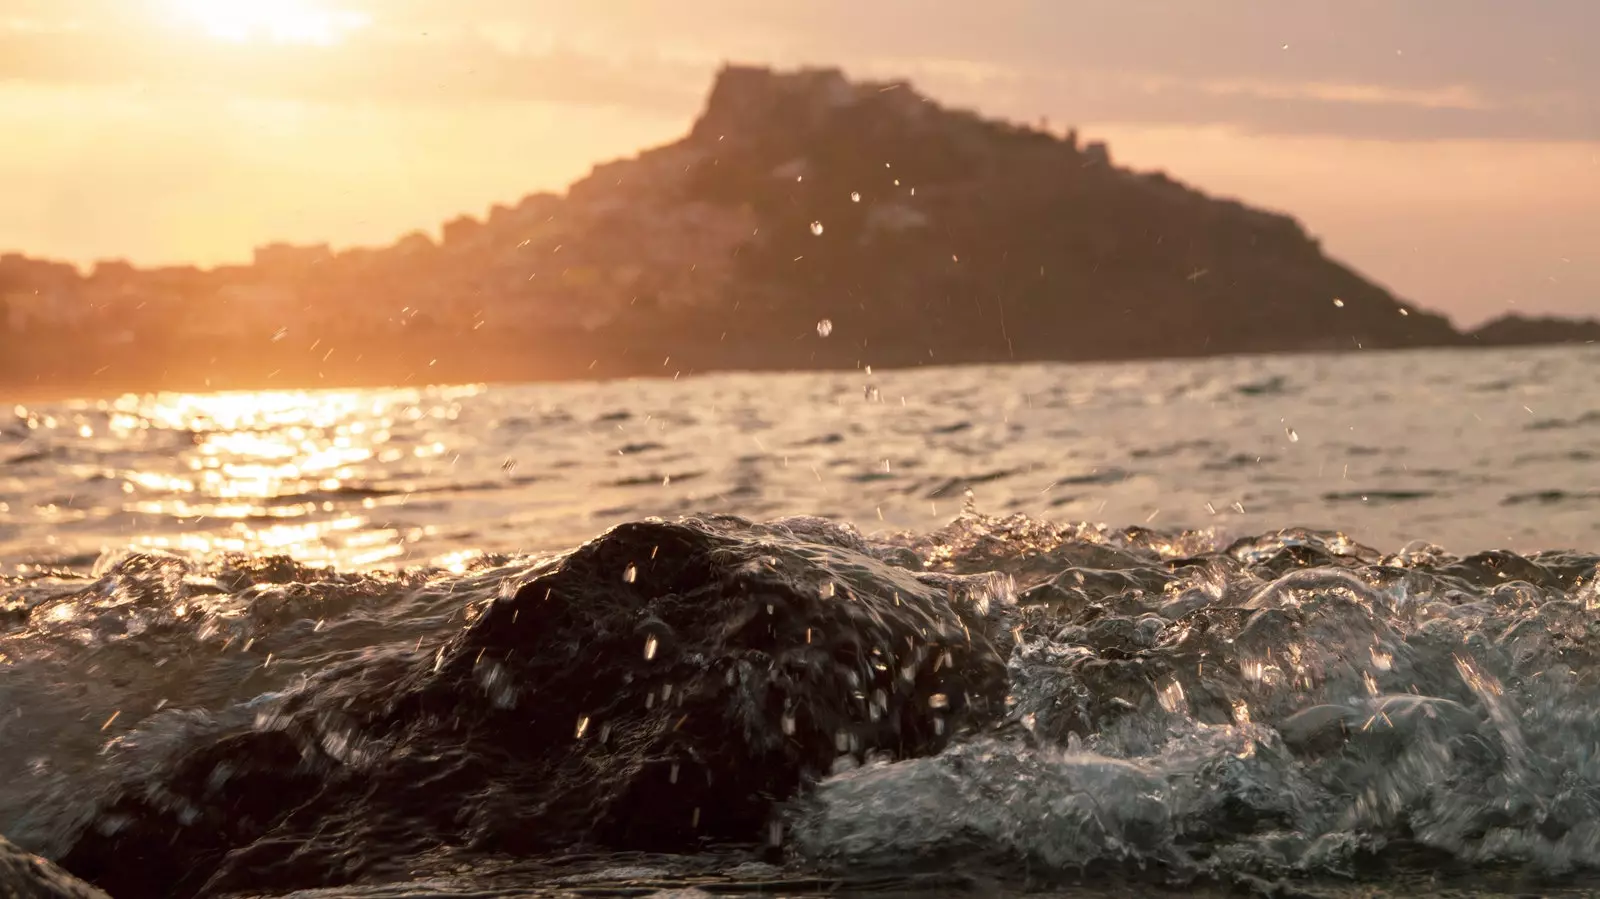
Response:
[1467, 314, 1600, 347]
[654, 66, 1464, 369]
[4, 64, 1593, 395]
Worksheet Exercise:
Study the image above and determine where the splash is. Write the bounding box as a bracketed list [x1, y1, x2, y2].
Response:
[1, 513, 1597, 897]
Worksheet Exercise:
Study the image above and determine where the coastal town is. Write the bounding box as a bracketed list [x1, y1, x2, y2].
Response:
[0, 191, 657, 346]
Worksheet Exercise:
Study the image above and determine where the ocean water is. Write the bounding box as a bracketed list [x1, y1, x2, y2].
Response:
[4, 345, 1597, 568]
[1, 344, 1599, 898]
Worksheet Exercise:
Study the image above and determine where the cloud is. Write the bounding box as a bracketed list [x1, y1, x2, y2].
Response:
[1196, 80, 1489, 112]
[0, 25, 709, 112]
[844, 56, 1596, 143]
[0, 0, 1596, 141]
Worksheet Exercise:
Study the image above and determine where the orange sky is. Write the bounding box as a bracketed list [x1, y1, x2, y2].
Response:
[1, 0, 1596, 325]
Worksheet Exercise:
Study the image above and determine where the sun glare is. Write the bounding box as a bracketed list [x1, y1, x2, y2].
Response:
[168, 0, 371, 45]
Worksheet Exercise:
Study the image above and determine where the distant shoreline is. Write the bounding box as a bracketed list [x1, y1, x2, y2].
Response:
[3, 336, 1590, 404]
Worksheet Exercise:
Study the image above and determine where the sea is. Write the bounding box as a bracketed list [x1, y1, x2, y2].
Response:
[1, 344, 1598, 898]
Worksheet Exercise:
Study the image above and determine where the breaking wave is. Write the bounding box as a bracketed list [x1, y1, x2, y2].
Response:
[3, 511, 1600, 897]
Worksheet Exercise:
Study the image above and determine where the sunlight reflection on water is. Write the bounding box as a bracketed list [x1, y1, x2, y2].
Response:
[2, 347, 1597, 571]
[27, 387, 485, 568]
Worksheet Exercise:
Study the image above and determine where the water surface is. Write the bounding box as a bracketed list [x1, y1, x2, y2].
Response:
[2, 345, 1598, 899]
[3, 345, 1596, 569]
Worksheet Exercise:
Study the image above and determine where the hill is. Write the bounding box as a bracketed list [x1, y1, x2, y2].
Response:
[1467, 314, 1600, 347]
[3, 64, 1586, 395]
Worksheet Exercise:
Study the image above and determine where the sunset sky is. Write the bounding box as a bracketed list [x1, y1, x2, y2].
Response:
[2, 0, 1596, 324]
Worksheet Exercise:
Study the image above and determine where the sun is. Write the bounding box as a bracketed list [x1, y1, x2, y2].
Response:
[167, 0, 371, 46]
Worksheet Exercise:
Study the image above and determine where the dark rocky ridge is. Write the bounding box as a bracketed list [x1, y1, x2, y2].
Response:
[670, 67, 1458, 367]
[1467, 313, 1600, 346]
[3, 65, 1589, 395]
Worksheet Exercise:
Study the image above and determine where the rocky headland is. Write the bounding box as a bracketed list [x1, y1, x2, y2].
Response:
[1, 65, 1591, 396]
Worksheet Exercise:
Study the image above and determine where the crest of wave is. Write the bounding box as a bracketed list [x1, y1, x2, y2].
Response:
[793, 512, 1600, 883]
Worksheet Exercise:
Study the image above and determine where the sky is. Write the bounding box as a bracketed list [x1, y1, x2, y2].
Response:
[1, 0, 1597, 325]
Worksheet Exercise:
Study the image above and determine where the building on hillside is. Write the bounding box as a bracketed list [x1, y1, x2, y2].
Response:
[205, 282, 301, 339]
[253, 243, 334, 279]
[0, 254, 86, 332]
[3, 289, 90, 332]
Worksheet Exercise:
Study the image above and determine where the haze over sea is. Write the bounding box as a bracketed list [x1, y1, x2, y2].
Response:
[4, 345, 1596, 568]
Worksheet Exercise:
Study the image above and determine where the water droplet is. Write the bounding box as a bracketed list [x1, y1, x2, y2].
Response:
[1399, 308, 1410, 316]
[809, 221, 825, 236]
[850, 191, 861, 203]
[1158, 678, 1188, 715]
[623, 563, 637, 583]
[928, 693, 949, 709]
[574, 715, 590, 739]
[816, 318, 833, 337]
[1286, 427, 1299, 442]
[820, 581, 836, 598]
[1332, 298, 1345, 307]
[644, 634, 658, 660]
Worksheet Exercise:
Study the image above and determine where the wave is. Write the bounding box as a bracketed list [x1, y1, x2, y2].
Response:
[2, 513, 1599, 897]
